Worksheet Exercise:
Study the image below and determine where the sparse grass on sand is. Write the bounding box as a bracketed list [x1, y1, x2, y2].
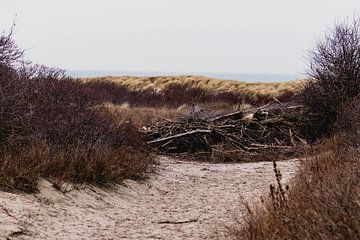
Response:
[82, 75, 304, 97]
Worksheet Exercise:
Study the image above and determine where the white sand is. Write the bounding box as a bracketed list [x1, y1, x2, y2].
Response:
[0, 157, 299, 240]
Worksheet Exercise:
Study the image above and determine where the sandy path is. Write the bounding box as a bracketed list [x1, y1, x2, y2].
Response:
[0, 157, 299, 240]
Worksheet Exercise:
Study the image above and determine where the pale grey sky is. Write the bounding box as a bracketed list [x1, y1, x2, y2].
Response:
[1, 0, 359, 74]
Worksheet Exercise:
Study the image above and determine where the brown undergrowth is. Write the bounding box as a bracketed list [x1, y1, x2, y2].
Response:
[227, 134, 360, 239]
[0, 29, 155, 193]
[0, 140, 153, 193]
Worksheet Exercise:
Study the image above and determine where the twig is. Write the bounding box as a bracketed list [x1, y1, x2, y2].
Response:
[157, 215, 201, 224]
[148, 129, 212, 144]
[209, 110, 243, 122]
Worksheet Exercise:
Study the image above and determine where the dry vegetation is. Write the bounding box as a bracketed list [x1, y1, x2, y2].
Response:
[227, 18, 360, 239]
[101, 103, 186, 127]
[82, 75, 303, 102]
[80, 78, 298, 108]
[144, 103, 309, 162]
[1, 16, 359, 240]
[0, 29, 155, 192]
[227, 135, 360, 239]
[2, 27, 299, 193]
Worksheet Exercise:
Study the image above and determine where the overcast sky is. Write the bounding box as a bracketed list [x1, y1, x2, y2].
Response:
[1, 0, 359, 74]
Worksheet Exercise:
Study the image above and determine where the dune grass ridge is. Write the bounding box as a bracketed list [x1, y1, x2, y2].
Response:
[82, 75, 303, 98]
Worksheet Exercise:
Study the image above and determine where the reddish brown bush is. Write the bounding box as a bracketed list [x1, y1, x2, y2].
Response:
[0, 29, 154, 192]
[301, 18, 360, 138]
[0, 31, 32, 148]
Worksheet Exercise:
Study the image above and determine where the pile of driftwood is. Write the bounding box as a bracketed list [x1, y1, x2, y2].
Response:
[143, 103, 308, 160]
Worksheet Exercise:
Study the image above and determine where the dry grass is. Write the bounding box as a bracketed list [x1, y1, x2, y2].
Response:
[226, 134, 360, 239]
[82, 75, 304, 98]
[0, 140, 153, 193]
[79, 78, 299, 109]
[101, 103, 187, 128]
[101, 102, 252, 129]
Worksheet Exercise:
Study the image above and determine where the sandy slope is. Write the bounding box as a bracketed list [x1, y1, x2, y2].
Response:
[0, 157, 299, 240]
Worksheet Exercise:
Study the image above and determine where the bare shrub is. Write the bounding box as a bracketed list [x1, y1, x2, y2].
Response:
[0, 29, 154, 192]
[0, 26, 23, 69]
[0, 30, 32, 148]
[302, 18, 360, 138]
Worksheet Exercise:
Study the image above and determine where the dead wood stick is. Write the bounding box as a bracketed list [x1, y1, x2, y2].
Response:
[260, 118, 283, 124]
[295, 134, 307, 145]
[157, 215, 201, 224]
[216, 124, 237, 128]
[249, 143, 293, 149]
[148, 129, 212, 144]
[209, 111, 243, 122]
[287, 105, 303, 109]
[289, 129, 297, 147]
[158, 116, 173, 122]
[257, 102, 271, 110]
[161, 139, 174, 148]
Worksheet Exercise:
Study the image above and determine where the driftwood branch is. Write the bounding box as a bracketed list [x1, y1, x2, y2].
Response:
[144, 103, 309, 157]
[210, 110, 243, 122]
[148, 129, 212, 144]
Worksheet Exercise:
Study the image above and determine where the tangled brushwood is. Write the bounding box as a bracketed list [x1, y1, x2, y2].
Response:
[144, 103, 312, 162]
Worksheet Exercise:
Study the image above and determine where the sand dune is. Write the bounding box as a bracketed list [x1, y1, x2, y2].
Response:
[82, 75, 304, 97]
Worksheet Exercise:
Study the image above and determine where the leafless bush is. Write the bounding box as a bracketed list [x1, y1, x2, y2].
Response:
[302, 18, 360, 138]
[0, 29, 31, 148]
[0, 28, 154, 192]
[0, 26, 23, 69]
